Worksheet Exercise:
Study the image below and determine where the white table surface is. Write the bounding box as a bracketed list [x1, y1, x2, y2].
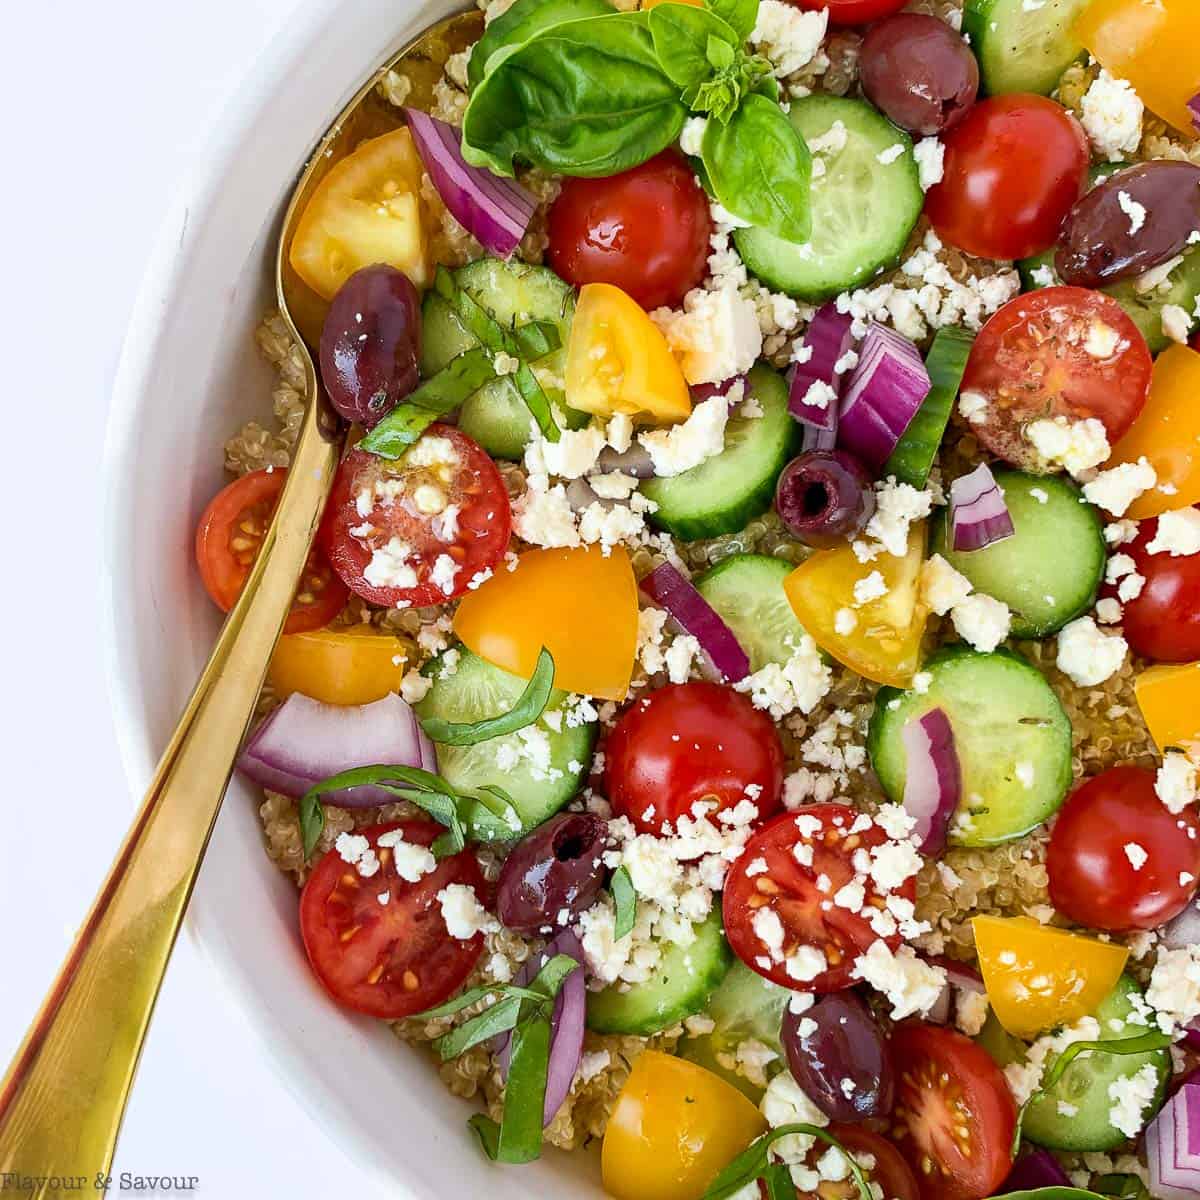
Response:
[0, 1, 392, 1194]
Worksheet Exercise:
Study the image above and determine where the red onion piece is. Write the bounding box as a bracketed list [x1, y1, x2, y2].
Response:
[640, 562, 751, 683]
[417, 724, 438, 775]
[900, 708, 961, 857]
[237, 692, 425, 806]
[1148, 1078, 1200, 1199]
[923, 955, 983, 1026]
[789, 304, 855, 431]
[998, 1149, 1072, 1193]
[838, 323, 930, 469]
[1164, 901, 1200, 951]
[405, 108, 535, 259]
[950, 463, 1015, 552]
[498, 930, 586, 1126]
[693, 375, 748, 407]
[926, 985, 953, 1025]
[1184, 1021, 1200, 1052]
[1191, 93, 1200, 135]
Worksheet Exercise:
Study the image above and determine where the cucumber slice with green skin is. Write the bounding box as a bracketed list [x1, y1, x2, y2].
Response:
[931, 469, 1105, 639]
[978, 976, 1170, 1153]
[414, 648, 594, 840]
[964, 0, 1090, 97]
[586, 907, 733, 1036]
[883, 327, 974, 489]
[642, 365, 797, 541]
[734, 95, 923, 301]
[868, 646, 1073, 847]
[695, 554, 808, 671]
[419, 258, 582, 460]
[678, 960, 791, 1099]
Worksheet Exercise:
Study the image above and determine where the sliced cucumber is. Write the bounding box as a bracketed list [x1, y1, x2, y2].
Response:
[695, 554, 808, 671]
[642, 365, 797, 541]
[884, 327, 974, 489]
[419, 258, 581, 460]
[586, 907, 733, 1036]
[931, 469, 1105, 639]
[678, 960, 791, 1099]
[964, 0, 1090, 97]
[868, 646, 1073, 847]
[414, 648, 595, 839]
[735, 95, 923, 301]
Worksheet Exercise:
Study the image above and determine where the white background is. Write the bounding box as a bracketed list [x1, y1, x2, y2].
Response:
[0, 1, 381, 1194]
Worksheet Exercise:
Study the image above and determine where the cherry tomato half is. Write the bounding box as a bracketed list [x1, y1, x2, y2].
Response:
[195, 468, 348, 634]
[791, 1126, 921, 1200]
[960, 288, 1152, 472]
[926, 94, 1088, 262]
[1047, 766, 1200, 932]
[722, 806, 915, 992]
[794, 0, 908, 26]
[321, 427, 511, 609]
[1106, 511, 1200, 663]
[547, 151, 712, 311]
[299, 820, 487, 1019]
[890, 1023, 1017, 1200]
[605, 681, 784, 835]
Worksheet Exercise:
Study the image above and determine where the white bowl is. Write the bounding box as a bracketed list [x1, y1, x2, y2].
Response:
[102, 2, 601, 1194]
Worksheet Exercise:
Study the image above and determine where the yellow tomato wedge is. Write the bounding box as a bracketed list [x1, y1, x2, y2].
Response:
[565, 283, 691, 425]
[267, 627, 413, 706]
[602, 1052, 766, 1200]
[453, 545, 638, 700]
[783, 523, 928, 688]
[1075, 0, 1200, 136]
[1106, 345, 1200, 519]
[973, 915, 1130, 1039]
[1135, 662, 1200, 757]
[289, 128, 430, 300]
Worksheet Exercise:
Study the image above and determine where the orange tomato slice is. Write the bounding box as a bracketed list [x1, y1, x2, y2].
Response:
[268, 627, 413, 707]
[1135, 662, 1200, 757]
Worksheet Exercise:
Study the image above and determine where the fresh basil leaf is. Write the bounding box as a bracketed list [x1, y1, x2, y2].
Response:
[648, 4, 738, 91]
[462, 12, 688, 179]
[704, 1125, 872, 1200]
[761, 1164, 794, 1200]
[422, 647, 555, 746]
[468, 1113, 502, 1160]
[468, 0, 616, 89]
[527, 952, 581, 1002]
[433, 994, 524, 1060]
[414, 983, 502, 1021]
[1093, 1175, 1149, 1198]
[706, 34, 735, 71]
[611, 865, 637, 940]
[493, 1011, 552, 1162]
[298, 790, 325, 860]
[701, 92, 811, 242]
[704, 0, 758, 42]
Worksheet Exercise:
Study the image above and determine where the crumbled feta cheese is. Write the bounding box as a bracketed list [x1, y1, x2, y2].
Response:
[1156, 752, 1198, 814]
[749, 0, 828, 78]
[1026, 416, 1111, 478]
[528, 423, 606, 480]
[1108, 1063, 1162, 1139]
[607, 413, 634, 454]
[733, 637, 832, 719]
[864, 478, 935, 557]
[400, 669, 433, 704]
[950, 593, 1012, 653]
[1148, 945, 1200, 1035]
[868, 839, 923, 892]
[853, 570, 888, 606]
[513, 482, 581, 548]
[1080, 70, 1144, 161]
[1118, 190, 1147, 235]
[1030, 265, 1056, 288]
[363, 537, 418, 590]
[429, 552, 460, 596]
[1135, 255, 1184, 295]
[852, 942, 946, 1020]
[958, 389, 989, 425]
[876, 143, 905, 165]
[1124, 842, 1149, 871]
[680, 116, 708, 158]
[1083, 458, 1157, 516]
[638, 395, 729, 477]
[404, 435, 460, 470]
[1084, 318, 1122, 359]
[1148, 508, 1200, 557]
[760, 1073, 828, 1166]
[1095, 596, 1123, 625]
[834, 607, 858, 636]
[651, 284, 762, 386]
[956, 991, 990, 1037]
[801, 379, 837, 412]
[589, 471, 639, 501]
[376, 828, 437, 882]
[914, 137, 945, 190]
[437, 883, 498, 939]
[335, 832, 380, 878]
[1056, 616, 1128, 687]
[1004, 1017, 1101, 1105]
[921, 554, 973, 616]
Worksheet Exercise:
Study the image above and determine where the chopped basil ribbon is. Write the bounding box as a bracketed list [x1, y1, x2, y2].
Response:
[1009, 1029, 1174, 1155]
[420, 647, 555, 747]
[610, 865, 637, 940]
[703, 1124, 873, 1200]
[297, 764, 521, 861]
[433, 267, 560, 442]
[360, 320, 560, 458]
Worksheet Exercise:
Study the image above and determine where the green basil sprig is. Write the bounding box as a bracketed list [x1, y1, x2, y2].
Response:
[421, 647, 555, 746]
[648, 4, 739, 92]
[706, 0, 757, 40]
[610, 864, 637, 940]
[703, 1124, 873, 1200]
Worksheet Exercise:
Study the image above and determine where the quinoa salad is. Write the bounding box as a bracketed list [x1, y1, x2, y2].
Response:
[200, 0, 1200, 1196]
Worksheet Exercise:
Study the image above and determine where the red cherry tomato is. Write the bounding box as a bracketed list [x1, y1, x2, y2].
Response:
[195, 467, 348, 634]
[764, 1125, 920, 1200]
[605, 681, 783, 836]
[926, 94, 1088, 261]
[794, 0, 908, 25]
[546, 152, 712, 310]
[1047, 766, 1200, 932]
[891, 1024, 1017, 1200]
[1104, 510, 1200, 662]
[299, 820, 487, 1019]
[321, 427, 511, 609]
[722, 806, 915, 993]
[960, 287, 1152, 471]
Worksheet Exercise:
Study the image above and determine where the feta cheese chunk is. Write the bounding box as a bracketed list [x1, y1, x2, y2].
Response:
[1026, 416, 1111, 478]
[651, 284, 762, 386]
[1083, 458, 1157, 517]
[1080, 70, 1144, 162]
[1056, 616, 1128, 687]
[749, 0, 828, 78]
[1148, 508, 1200, 557]
[950, 593, 1012, 653]
[638, 395, 729, 477]
[921, 554, 973, 616]
[437, 883, 498, 940]
[851, 942, 947, 1020]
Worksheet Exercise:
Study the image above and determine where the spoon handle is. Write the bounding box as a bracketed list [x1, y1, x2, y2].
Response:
[0, 392, 338, 1188]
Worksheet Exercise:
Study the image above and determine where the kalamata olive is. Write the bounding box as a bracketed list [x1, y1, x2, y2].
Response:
[319, 263, 421, 426]
[1056, 161, 1200, 288]
[781, 991, 894, 1122]
[859, 14, 979, 136]
[775, 450, 876, 548]
[495, 813, 609, 935]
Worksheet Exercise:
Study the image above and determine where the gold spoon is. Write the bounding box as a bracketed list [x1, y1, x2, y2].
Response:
[0, 10, 481, 1191]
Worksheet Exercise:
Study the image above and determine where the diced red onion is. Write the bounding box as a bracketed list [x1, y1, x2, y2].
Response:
[237, 692, 425, 806]
[789, 304, 855, 431]
[950, 463, 1015, 552]
[405, 108, 535, 259]
[1148, 1078, 1200, 1200]
[1163, 901, 1200, 952]
[900, 708, 961, 857]
[1183, 1021, 1200, 1052]
[1190, 93, 1200, 135]
[693, 376, 748, 408]
[498, 930, 586, 1126]
[926, 985, 953, 1025]
[924, 956, 984, 1026]
[802, 406, 839, 453]
[838, 323, 930, 469]
[640, 562, 751, 683]
[998, 1149, 1073, 1193]
[417, 724, 438, 775]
